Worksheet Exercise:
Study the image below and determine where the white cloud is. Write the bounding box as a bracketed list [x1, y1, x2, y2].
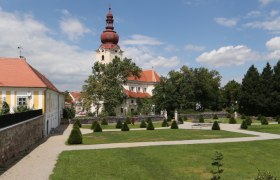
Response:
[164, 45, 179, 52]
[270, 10, 279, 17]
[123, 46, 180, 68]
[259, 0, 274, 5]
[265, 36, 280, 60]
[60, 9, 90, 41]
[246, 11, 262, 18]
[0, 9, 93, 91]
[184, 44, 205, 52]
[214, 17, 238, 27]
[245, 16, 280, 33]
[122, 34, 163, 46]
[196, 45, 261, 67]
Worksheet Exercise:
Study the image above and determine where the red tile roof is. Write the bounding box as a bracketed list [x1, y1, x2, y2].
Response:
[124, 89, 151, 98]
[70, 91, 81, 101]
[128, 69, 160, 83]
[0, 57, 59, 92]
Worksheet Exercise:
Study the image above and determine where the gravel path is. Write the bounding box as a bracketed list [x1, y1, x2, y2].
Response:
[1, 122, 280, 180]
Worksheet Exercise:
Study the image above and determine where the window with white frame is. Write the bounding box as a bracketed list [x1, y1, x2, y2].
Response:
[137, 87, 141, 92]
[17, 96, 27, 107]
[130, 86, 134, 91]
[143, 88, 147, 93]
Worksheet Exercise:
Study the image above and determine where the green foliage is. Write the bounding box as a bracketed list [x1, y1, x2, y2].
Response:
[101, 118, 108, 125]
[146, 120, 155, 130]
[255, 169, 276, 180]
[94, 122, 102, 132]
[221, 80, 241, 110]
[121, 122, 130, 131]
[245, 116, 252, 126]
[140, 120, 147, 128]
[257, 114, 262, 120]
[146, 117, 152, 123]
[161, 119, 169, 127]
[63, 107, 75, 119]
[199, 115, 204, 123]
[226, 113, 232, 118]
[212, 121, 220, 130]
[91, 120, 98, 130]
[1, 101, 10, 114]
[260, 116, 269, 125]
[241, 120, 248, 129]
[213, 114, 219, 119]
[170, 120, 179, 129]
[74, 120, 82, 128]
[16, 105, 31, 113]
[125, 117, 131, 124]
[178, 116, 184, 124]
[167, 116, 172, 122]
[67, 127, 82, 144]
[115, 119, 123, 129]
[136, 98, 153, 115]
[276, 116, 280, 124]
[229, 117, 237, 124]
[82, 57, 141, 115]
[211, 151, 224, 180]
[241, 114, 246, 119]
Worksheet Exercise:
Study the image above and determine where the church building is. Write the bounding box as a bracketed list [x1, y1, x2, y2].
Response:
[94, 8, 160, 115]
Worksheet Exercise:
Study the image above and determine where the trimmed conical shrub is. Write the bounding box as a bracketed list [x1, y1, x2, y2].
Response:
[161, 119, 169, 127]
[277, 116, 280, 124]
[94, 122, 102, 132]
[125, 117, 131, 124]
[101, 118, 108, 125]
[121, 122, 130, 131]
[91, 120, 98, 130]
[1, 101, 10, 114]
[199, 115, 204, 123]
[240, 120, 248, 129]
[245, 116, 252, 126]
[171, 120, 178, 129]
[212, 121, 220, 130]
[213, 114, 219, 120]
[229, 117, 237, 124]
[147, 120, 155, 130]
[261, 116, 268, 125]
[178, 116, 184, 124]
[74, 120, 82, 128]
[140, 120, 147, 128]
[67, 127, 82, 144]
[146, 117, 152, 123]
[115, 119, 123, 129]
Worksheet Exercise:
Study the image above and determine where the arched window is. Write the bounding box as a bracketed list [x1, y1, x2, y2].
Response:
[102, 55, 104, 61]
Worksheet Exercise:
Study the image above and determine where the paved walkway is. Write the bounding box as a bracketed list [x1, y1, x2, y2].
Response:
[1, 122, 280, 180]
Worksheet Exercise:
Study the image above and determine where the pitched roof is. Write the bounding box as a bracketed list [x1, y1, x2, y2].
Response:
[0, 57, 59, 92]
[70, 91, 81, 101]
[124, 89, 151, 98]
[128, 69, 160, 83]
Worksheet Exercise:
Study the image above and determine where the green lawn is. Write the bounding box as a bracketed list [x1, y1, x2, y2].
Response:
[248, 124, 280, 134]
[82, 121, 163, 130]
[82, 129, 252, 145]
[50, 140, 280, 180]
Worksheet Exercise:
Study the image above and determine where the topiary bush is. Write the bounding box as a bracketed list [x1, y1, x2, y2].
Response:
[260, 116, 268, 125]
[74, 120, 82, 128]
[101, 118, 108, 125]
[91, 120, 98, 130]
[121, 122, 130, 131]
[67, 127, 82, 144]
[147, 120, 155, 130]
[213, 114, 218, 120]
[94, 122, 102, 132]
[146, 117, 152, 123]
[167, 116, 172, 122]
[1, 101, 10, 114]
[245, 116, 252, 126]
[199, 115, 204, 123]
[140, 120, 147, 128]
[170, 120, 178, 129]
[212, 121, 220, 130]
[229, 117, 237, 124]
[240, 120, 248, 129]
[115, 119, 123, 129]
[277, 116, 280, 124]
[178, 116, 184, 124]
[161, 119, 169, 127]
[125, 117, 131, 124]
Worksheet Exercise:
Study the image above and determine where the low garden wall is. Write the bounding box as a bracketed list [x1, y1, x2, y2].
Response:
[73, 115, 165, 124]
[180, 112, 229, 120]
[0, 115, 44, 167]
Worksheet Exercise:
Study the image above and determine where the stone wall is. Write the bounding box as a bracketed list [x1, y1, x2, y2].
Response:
[0, 115, 44, 166]
[180, 112, 229, 120]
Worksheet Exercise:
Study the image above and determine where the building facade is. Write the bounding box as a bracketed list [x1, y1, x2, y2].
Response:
[0, 58, 64, 135]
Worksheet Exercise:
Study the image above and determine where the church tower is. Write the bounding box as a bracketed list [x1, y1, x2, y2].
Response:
[96, 7, 123, 64]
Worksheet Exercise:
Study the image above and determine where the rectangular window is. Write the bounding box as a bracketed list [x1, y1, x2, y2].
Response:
[130, 87, 134, 91]
[143, 88, 147, 93]
[131, 100, 134, 103]
[17, 96, 27, 107]
[137, 87, 141, 92]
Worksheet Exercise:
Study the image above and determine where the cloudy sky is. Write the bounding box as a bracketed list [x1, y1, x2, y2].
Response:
[0, 0, 280, 91]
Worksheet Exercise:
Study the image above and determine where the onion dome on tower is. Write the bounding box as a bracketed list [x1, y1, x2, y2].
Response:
[100, 7, 119, 49]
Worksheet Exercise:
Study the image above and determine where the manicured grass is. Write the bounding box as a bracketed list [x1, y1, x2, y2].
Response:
[82, 129, 252, 145]
[50, 140, 280, 180]
[248, 124, 280, 134]
[82, 121, 163, 130]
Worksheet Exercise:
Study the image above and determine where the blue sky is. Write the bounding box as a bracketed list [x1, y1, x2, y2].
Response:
[0, 0, 280, 91]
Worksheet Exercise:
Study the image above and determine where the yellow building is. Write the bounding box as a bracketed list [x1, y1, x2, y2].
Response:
[0, 57, 64, 135]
